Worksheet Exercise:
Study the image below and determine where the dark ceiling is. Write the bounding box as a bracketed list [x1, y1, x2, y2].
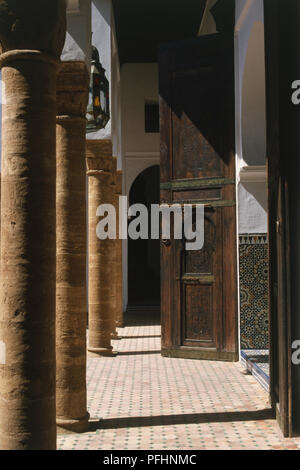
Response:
[112, 0, 207, 65]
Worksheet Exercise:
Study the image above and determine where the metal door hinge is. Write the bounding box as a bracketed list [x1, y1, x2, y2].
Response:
[276, 219, 281, 234]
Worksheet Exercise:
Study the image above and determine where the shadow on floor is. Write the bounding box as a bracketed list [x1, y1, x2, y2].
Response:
[120, 335, 161, 340]
[124, 306, 161, 327]
[117, 350, 161, 356]
[89, 408, 275, 431]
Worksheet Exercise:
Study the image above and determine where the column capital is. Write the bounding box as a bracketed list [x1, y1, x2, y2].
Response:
[57, 61, 89, 119]
[86, 139, 113, 176]
[0, 0, 66, 58]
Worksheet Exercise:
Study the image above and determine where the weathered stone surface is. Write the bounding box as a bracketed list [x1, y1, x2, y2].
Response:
[86, 140, 112, 173]
[87, 140, 116, 356]
[57, 61, 89, 117]
[0, 0, 66, 451]
[115, 170, 124, 327]
[56, 61, 89, 432]
[0, 56, 59, 450]
[110, 157, 120, 340]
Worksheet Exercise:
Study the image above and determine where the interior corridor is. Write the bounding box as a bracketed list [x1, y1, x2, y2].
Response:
[57, 310, 300, 450]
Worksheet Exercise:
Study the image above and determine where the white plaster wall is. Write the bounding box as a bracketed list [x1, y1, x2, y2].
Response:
[235, 0, 268, 234]
[121, 63, 160, 155]
[235, 0, 266, 167]
[111, 12, 122, 168]
[62, 0, 92, 65]
[238, 182, 267, 233]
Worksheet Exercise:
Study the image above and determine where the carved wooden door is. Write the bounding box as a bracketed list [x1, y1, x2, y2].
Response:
[159, 33, 238, 361]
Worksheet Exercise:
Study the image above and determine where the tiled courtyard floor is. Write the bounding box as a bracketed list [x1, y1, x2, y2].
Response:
[58, 311, 300, 450]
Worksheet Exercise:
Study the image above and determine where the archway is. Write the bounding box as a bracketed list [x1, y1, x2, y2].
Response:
[128, 165, 160, 307]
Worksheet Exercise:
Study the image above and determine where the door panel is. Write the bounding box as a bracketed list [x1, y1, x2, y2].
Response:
[159, 33, 238, 361]
[184, 284, 214, 343]
[180, 209, 222, 351]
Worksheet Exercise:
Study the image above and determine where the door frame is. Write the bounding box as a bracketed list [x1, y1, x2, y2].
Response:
[264, 0, 293, 437]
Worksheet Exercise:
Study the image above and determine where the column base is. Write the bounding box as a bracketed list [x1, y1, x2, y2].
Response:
[111, 332, 122, 340]
[88, 347, 118, 357]
[57, 412, 90, 433]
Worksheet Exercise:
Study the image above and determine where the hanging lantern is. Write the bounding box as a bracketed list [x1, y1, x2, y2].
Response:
[86, 46, 110, 132]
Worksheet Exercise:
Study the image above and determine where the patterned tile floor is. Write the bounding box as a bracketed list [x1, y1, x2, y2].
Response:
[58, 312, 300, 450]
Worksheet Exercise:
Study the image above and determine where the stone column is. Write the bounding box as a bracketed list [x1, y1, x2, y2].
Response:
[0, 0, 66, 450]
[115, 170, 124, 327]
[86, 140, 116, 356]
[56, 62, 89, 432]
[110, 158, 121, 340]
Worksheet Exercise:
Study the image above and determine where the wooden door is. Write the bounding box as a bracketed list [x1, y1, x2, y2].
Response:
[159, 33, 238, 361]
[264, 0, 292, 437]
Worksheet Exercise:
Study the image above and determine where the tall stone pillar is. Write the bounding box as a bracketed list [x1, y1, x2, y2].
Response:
[56, 62, 89, 432]
[86, 140, 116, 356]
[110, 158, 121, 340]
[0, 0, 66, 450]
[115, 170, 124, 327]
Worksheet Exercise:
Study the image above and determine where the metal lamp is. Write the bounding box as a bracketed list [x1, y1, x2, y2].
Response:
[86, 46, 110, 132]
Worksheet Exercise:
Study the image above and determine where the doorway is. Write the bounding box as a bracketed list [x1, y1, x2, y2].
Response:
[111, 0, 289, 440]
[128, 165, 160, 307]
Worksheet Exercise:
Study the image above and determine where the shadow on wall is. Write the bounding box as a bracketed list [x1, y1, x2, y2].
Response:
[241, 181, 268, 213]
[242, 21, 266, 167]
[238, 183, 267, 233]
[93, 0, 111, 27]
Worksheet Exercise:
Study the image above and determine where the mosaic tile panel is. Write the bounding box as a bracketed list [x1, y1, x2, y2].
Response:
[239, 234, 269, 350]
